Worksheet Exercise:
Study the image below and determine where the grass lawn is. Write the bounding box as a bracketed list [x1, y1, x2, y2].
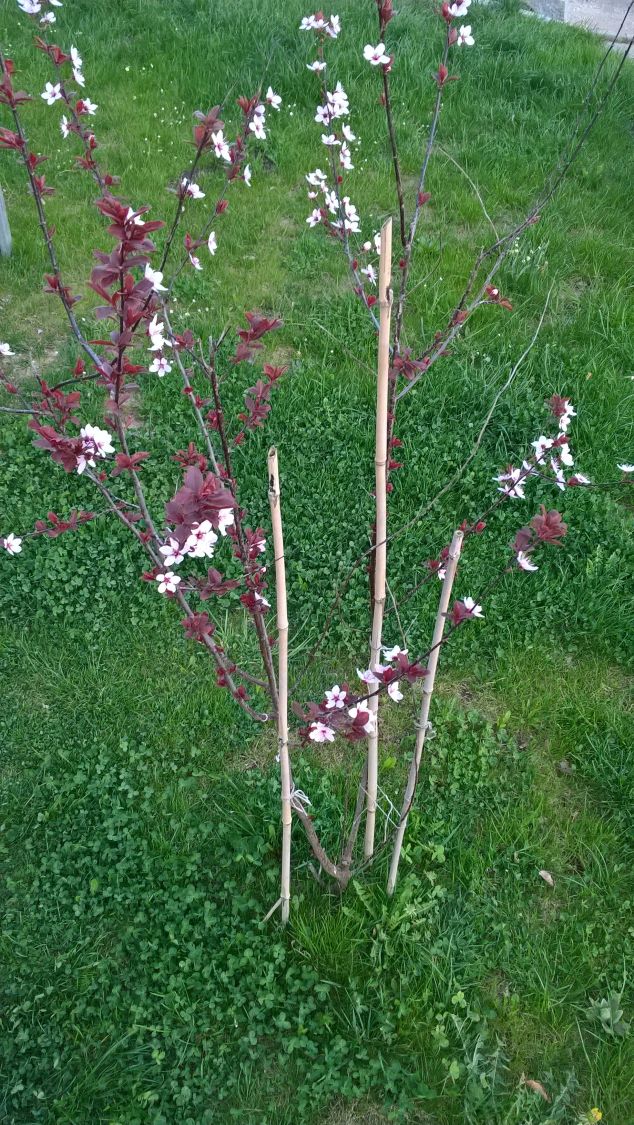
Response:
[1, 0, 633, 1122]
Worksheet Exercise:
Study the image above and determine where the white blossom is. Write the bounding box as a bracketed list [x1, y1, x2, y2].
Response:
[0, 342, 15, 357]
[456, 25, 475, 46]
[348, 706, 376, 734]
[363, 43, 390, 66]
[211, 130, 231, 162]
[2, 533, 22, 555]
[300, 14, 326, 30]
[449, 0, 471, 16]
[325, 685, 347, 709]
[618, 463, 634, 472]
[184, 521, 218, 559]
[383, 644, 407, 661]
[156, 571, 181, 595]
[243, 164, 252, 187]
[182, 178, 205, 199]
[144, 264, 167, 292]
[463, 596, 484, 618]
[306, 168, 328, 188]
[217, 508, 235, 535]
[149, 355, 172, 377]
[340, 142, 353, 170]
[517, 551, 539, 572]
[249, 114, 266, 140]
[265, 86, 282, 110]
[159, 538, 185, 567]
[81, 97, 97, 115]
[387, 681, 403, 702]
[41, 82, 62, 106]
[307, 60, 327, 71]
[148, 314, 170, 351]
[309, 721, 336, 743]
[306, 207, 322, 227]
[207, 231, 217, 255]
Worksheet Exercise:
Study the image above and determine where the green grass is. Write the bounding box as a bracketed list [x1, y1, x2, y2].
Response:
[1, 0, 634, 1121]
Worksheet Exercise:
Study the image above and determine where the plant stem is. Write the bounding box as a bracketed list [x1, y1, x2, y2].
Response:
[386, 528, 463, 895]
[268, 447, 291, 924]
[364, 216, 393, 861]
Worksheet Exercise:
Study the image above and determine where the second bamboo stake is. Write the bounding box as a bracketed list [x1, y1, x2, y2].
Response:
[364, 216, 393, 861]
[268, 447, 291, 924]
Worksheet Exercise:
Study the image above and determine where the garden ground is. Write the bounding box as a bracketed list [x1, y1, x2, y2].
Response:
[1, 0, 633, 1122]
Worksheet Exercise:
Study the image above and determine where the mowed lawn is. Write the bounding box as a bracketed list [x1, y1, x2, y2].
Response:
[1, 0, 633, 1122]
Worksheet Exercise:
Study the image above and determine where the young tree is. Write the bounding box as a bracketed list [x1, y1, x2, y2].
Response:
[1, 0, 632, 921]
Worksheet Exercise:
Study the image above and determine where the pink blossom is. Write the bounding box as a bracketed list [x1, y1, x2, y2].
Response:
[325, 685, 347, 709]
[41, 82, 63, 106]
[159, 537, 185, 567]
[2, 533, 22, 555]
[18, 1, 42, 13]
[182, 178, 205, 199]
[306, 207, 322, 227]
[449, 0, 471, 16]
[363, 43, 390, 65]
[212, 131, 231, 162]
[322, 133, 340, 147]
[357, 667, 379, 685]
[342, 123, 356, 142]
[41, 12, 55, 25]
[80, 98, 97, 115]
[309, 721, 336, 743]
[387, 681, 403, 702]
[156, 571, 181, 595]
[383, 644, 408, 661]
[361, 264, 377, 285]
[315, 104, 332, 126]
[189, 253, 202, 271]
[254, 591, 270, 609]
[495, 466, 526, 499]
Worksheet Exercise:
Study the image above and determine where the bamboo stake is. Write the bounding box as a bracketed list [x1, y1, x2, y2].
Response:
[268, 447, 291, 924]
[364, 216, 393, 861]
[386, 528, 463, 895]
